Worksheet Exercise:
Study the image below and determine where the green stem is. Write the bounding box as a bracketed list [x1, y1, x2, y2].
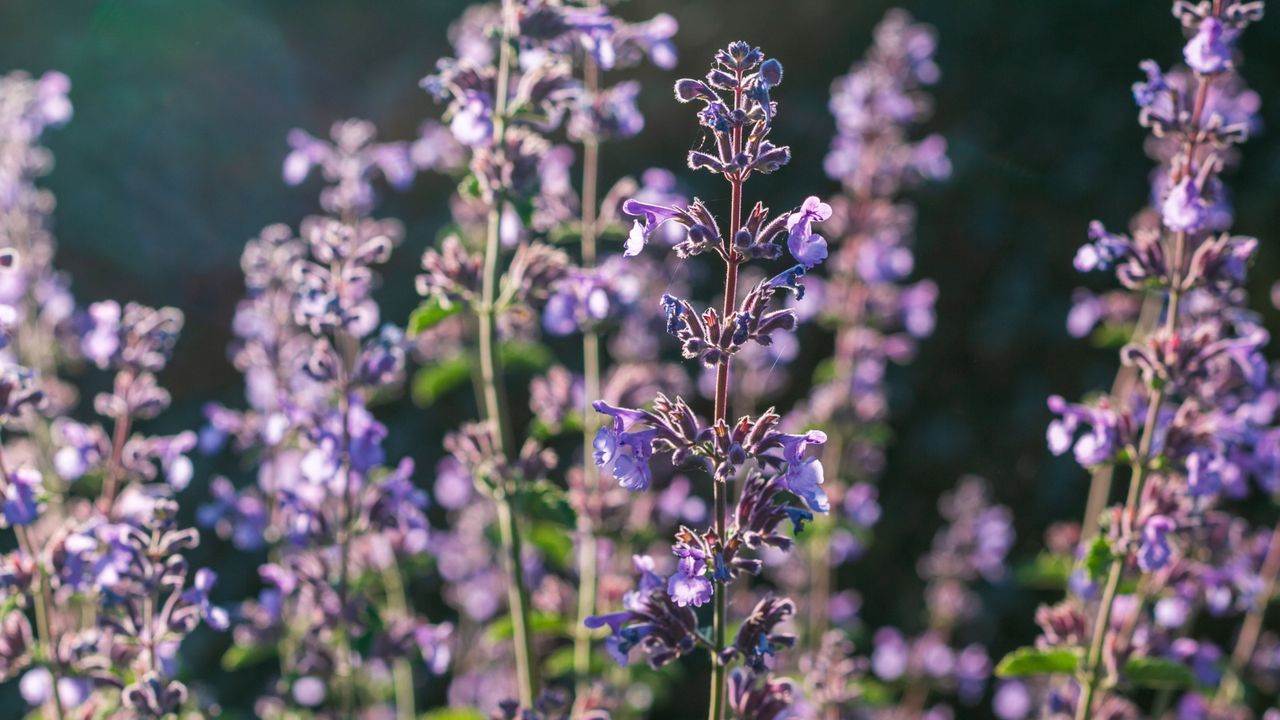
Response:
[573, 24, 603, 706]
[1215, 519, 1280, 707]
[476, 0, 538, 705]
[0, 444, 64, 720]
[336, 327, 359, 716]
[383, 562, 416, 720]
[1075, 26, 1216, 712]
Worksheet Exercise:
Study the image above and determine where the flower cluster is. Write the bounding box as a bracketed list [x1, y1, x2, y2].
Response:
[199, 117, 452, 716]
[0, 68, 230, 718]
[1015, 2, 1280, 717]
[584, 40, 834, 718]
[408, 2, 689, 714]
[781, 13, 949, 670]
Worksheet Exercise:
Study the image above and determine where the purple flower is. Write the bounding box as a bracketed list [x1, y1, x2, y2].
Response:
[1046, 395, 1124, 467]
[1074, 221, 1131, 272]
[1162, 176, 1208, 233]
[592, 401, 658, 491]
[181, 568, 230, 631]
[81, 300, 122, 369]
[775, 430, 829, 513]
[19, 668, 90, 710]
[2, 467, 41, 527]
[785, 196, 831, 268]
[871, 627, 909, 680]
[993, 681, 1032, 720]
[1184, 17, 1232, 75]
[450, 90, 495, 147]
[621, 199, 686, 256]
[1132, 59, 1170, 109]
[1137, 514, 1176, 572]
[667, 561, 713, 608]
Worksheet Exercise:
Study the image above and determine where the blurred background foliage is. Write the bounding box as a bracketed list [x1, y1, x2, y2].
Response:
[3, 0, 1280, 716]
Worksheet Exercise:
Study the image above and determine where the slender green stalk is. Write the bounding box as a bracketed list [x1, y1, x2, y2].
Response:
[383, 562, 417, 720]
[475, 0, 538, 705]
[335, 326, 359, 716]
[572, 45, 604, 705]
[0, 445, 64, 720]
[1215, 520, 1280, 707]
[1079, 295, 1159, 539]
[1075, 32, 1217, 714]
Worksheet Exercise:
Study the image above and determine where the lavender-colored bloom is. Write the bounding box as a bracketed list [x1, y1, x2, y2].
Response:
[592, 405, 657, 492]
[1161, 176, 1208, 233]
[181, 568, 230, 631]
[1046, 395, 1128, 467]
[0, 467, 41, 528]
[1074, 221, 1132, 272]
[785, 196, 832, 268]
[1138, 514, 1176, 572]
[871, 627, 909, 680]
[667, 549, 713, 608]
[993, 681, 1032, 720]
[1183, 17, 1232, 75]
[621, 199, 688, 256]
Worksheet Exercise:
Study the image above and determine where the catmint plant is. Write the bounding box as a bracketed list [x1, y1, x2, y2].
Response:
[0, 69, 229, 720]
[998, 2, 1277, 717]
[200, 118, 454, 718]
[582, 41, 833, 719]
[800, 7, 948, 648]
[414, 0, 682, 709]
[519, 1, 681, 711]
[801, 477, 1010, 719]
[414, 0, 590, 708]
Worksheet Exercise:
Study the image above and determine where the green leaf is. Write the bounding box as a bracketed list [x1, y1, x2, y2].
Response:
[1123, 657, 1195, 689]
[513, 480, 576, 528]
[1016, 553, 1072, 590]
[1084, 535, 1115, 581]
[411, 356, 472, 406]
[408, 298, 461, 336]
[486, 610, 568, 642]
[499, 341, 553, 374]
[529, 522, 575, 570]
[812, 358, 837, 385]
[995, 647, 1082, 677]
[420, 709, 487, 720]
[221, 643, 279, 671]
[1090, 322, 1137, 349]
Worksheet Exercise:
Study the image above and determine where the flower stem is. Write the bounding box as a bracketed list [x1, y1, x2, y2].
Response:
[97, 374, 134, 514]
[572, 37, 603, 708]
[709, 73, 746, 720]
[477, 0, 538, 706]
[0, 445, 65, 720]
[382, 562, 416, 720]
[336, 327, 359, 717]
[1075, 33, 1216, 714]
[1215, 521, 1280, 707]
[806, 433, 842, 644]
[1080, 295, 1159, 539]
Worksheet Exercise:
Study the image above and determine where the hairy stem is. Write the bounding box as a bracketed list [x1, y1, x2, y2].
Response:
[477, 0, 538, 705]
[708, 72, 746, 720]
[1075, 61, 1209, 715]
[97, 374, 134, 514]
[1080, 294, 1160, 539]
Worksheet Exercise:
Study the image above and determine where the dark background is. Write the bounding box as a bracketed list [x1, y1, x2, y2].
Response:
[3, 0, 1280, 716]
